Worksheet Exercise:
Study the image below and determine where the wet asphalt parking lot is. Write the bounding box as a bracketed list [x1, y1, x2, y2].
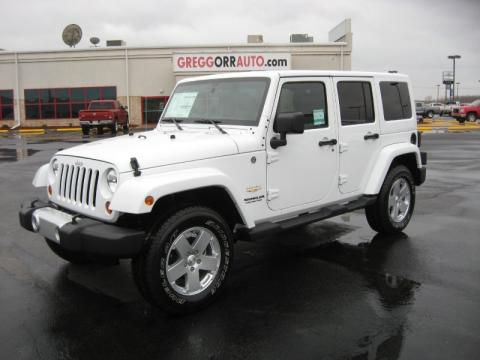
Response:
[1, 130, 479, 360]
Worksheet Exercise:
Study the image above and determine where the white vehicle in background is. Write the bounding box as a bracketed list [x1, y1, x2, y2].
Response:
[443, 101, 461, 116]
[20, 71, 427, 314]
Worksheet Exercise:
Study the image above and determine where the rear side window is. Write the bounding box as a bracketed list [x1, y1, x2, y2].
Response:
[380, 82, 412, 120]
[277, 82, 328, 129]
[337, 81, 375, 126]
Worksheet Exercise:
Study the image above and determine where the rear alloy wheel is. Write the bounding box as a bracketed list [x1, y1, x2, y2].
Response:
[131, 206, 234, 314]
[365, 165, 415, 234]
[467, 113, 477, 122]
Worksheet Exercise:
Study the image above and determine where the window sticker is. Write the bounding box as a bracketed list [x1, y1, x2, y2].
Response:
[164, 92, 198, 118]
[313, 109, 325, 125]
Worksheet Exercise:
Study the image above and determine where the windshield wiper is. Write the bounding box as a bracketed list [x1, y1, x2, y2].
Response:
[193, 119, 228, 134]
[161, 118, 183, 131]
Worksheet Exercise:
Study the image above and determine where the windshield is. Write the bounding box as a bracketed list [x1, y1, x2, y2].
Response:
[162, 77, 270, 126]
[470, 100, 480, 106]
[89, 101, 116, 110]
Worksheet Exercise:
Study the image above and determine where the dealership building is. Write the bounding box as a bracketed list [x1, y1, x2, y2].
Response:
[0, 20, 352, 128]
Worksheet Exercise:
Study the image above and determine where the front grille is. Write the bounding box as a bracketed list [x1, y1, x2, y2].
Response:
[58, 164, 100, 207]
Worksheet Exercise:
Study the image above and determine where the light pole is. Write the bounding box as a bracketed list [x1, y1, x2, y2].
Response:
[456, 83, 460, 101]
[448, 55, 461, 101]
[436, 84, 440, 102]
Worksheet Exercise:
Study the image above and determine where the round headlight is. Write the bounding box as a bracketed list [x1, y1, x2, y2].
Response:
[51, 158, 59, 176]
[106, 169, 118, 193]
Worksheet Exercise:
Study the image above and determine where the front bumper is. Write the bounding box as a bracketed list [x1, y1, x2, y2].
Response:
[19, 200, 145, 258]
[80, 120, 114, 126]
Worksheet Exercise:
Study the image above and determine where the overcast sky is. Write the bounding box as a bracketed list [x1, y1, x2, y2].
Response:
[1, 0, 479, 99]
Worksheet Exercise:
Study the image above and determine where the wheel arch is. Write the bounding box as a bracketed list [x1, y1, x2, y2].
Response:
[364, 143, 423, 195]
[110, 168, 252, 229]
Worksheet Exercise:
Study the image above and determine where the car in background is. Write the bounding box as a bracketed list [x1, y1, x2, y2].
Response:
[452, 99, 480, 123]
[427, 103, 444, 116]
[79, 100, 129, 135]
[416, 102, 440, 119]
[442, 101, 461, 116]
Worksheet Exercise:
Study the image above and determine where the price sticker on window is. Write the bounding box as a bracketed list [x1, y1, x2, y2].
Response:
[313, 109, 325, 126]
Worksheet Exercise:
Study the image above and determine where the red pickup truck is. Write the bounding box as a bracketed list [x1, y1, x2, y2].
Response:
[452, 99, 480, 123]
[79, 100, 129, 135]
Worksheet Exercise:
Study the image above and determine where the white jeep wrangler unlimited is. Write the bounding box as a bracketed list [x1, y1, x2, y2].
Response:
[20, 71, 427, 313]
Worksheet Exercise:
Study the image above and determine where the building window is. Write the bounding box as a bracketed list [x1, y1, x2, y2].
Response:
[25, 86, 116, 120]
[380, 82, 412, 120]
[141, 96, 169, 124]
[337, 81, 375, 126]
[0, 90, 14, 120]
[277, 82, 328, 129]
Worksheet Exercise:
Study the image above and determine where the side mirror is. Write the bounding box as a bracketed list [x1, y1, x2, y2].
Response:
[270, 112, 305, 149]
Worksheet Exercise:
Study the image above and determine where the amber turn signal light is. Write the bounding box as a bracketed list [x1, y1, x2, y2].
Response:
[144, 196, 154, 206]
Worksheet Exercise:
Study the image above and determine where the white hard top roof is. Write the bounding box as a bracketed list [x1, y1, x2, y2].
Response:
[177, 70, 409, 84]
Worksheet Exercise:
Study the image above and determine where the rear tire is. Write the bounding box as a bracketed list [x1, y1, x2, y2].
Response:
[111, 122, 118, 134]
[97, 126, 104, 135]
[45, 239, 91, 264]
[122, 123, 129, 134]
[365, 165, 415, 234]
[427, 110, 434, 118]
[131, 206, 234, 314]
[467, 112, 477, 122]
[81, 125, 89, 136]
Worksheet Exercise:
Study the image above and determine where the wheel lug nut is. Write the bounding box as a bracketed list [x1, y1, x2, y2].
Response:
[196, 259, 201, 264]
[190, 267, 195, 271]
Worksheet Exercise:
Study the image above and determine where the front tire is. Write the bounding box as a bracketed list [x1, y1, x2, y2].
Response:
[131, 206, 234, 314]
[427, 110, 434, 118]
[365, 165, 415, 234]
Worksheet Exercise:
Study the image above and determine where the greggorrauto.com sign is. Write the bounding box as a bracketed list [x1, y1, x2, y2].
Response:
[173, 53, 291, 72]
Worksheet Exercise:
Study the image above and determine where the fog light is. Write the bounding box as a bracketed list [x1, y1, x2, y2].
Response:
[48, 185, 53, 196]
[145, 196, 154, 206]
[105, 201, 112, 214]
[32, 214, 40, 232]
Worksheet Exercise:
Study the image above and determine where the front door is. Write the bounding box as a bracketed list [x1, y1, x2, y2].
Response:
[334, 78, 381, 194]
[267, 77, 338, 211]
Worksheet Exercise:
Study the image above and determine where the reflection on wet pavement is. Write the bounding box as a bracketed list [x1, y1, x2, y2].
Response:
[2, 132, 480, 360]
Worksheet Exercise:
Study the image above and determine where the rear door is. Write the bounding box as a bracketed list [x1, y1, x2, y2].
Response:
[334, 77, 381, 194]
[266, 77, 338, 210]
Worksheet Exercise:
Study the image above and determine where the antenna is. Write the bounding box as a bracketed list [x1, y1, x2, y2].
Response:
[62, 24, 82, 48]
[90, 37, 100, 47]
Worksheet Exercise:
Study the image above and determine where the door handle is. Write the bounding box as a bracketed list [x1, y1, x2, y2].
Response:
[364, 133, 379, 140]
[318, 138, 337, 146]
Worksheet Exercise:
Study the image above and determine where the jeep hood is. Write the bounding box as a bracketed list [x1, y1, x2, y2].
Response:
[57, 130, 241, 172]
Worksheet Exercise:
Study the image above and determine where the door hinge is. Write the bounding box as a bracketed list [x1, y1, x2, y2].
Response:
[338, 175, 348, 185]
[267, 151, 280, 164]
[339, 142, 348, 153]
[267, 188, 280, 201]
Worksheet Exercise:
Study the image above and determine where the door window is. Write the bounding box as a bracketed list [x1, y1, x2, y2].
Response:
[277, 82, 328, 130]
[337, 81, 375, 126]
[380, 82, 412, 120]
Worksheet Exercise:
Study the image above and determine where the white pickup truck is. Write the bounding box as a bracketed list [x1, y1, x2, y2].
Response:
[20, 71, 427, 313]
